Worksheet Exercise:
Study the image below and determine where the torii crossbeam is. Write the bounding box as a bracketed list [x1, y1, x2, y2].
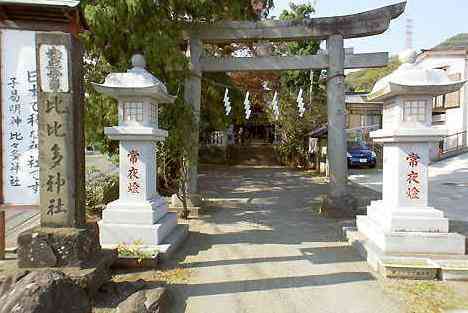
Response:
[184, 2, 406, 211]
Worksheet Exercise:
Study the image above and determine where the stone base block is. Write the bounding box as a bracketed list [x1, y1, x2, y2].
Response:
[345, 227, 468, 280]
[17, 224, 101, 268]
[99, 212, 177, 246]
[100, 220, 188, 263]
[380, 258, 440, 280]
[367, 201, 449, 233]
[357, 215, 466, 255]
[158, 224, 189, 262]
[103, 197, 168, 225]
[437, 260, 468, 281]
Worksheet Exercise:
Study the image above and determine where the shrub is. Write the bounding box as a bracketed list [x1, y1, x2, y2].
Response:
[85, 167, 119, 218]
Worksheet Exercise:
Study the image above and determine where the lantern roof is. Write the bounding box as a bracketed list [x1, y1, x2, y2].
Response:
[369, 53, 466, 102]
[92, 55, 176, 104]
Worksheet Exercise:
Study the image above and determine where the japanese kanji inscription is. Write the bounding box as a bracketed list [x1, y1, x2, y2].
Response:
[37, 32, 85, 227]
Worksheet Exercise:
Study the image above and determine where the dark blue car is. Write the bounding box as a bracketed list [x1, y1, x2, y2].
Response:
[347, 142, 377, 168]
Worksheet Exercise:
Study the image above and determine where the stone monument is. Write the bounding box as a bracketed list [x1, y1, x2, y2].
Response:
[355, 51, 466, 267]
[93, 55, 187, 256]
[17, 32, 100, 268]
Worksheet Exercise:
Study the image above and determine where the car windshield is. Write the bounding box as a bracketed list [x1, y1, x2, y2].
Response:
[347, 143, 369, 151]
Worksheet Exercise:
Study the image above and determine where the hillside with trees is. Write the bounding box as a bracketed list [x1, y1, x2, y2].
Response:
[345, 56, 401, 93]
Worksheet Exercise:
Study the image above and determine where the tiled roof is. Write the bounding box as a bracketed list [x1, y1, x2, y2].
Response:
[0, 0, 80, 7]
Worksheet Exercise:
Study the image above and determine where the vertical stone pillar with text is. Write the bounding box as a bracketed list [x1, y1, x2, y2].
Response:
[356, 52, 466, 257]
[37, 33, 85, 228]
[17, 33, 99, 268]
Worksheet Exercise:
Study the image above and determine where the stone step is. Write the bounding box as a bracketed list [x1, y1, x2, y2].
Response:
[357, 215, 466, 255]
[345, 226, 468, 281]
[158, 224, 189, 262]
[228, 145, 279, 166]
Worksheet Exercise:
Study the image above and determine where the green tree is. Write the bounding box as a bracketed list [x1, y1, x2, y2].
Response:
[82, 0, 274, 217]
[264, 2, 326, 166]
[346, 56, 401, 93]
[82, 0, 274, 153]
[277, 3, 321, 92]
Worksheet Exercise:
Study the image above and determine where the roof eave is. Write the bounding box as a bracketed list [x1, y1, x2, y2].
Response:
[369, 81, 467, 102]
[92, 83, 177, 104]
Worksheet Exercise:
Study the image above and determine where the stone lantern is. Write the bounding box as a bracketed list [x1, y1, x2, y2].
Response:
[357, 52, 466, 257]
[92, 55, 180, 249]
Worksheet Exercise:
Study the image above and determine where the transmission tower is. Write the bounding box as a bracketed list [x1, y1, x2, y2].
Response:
[406, 18, 414, 49]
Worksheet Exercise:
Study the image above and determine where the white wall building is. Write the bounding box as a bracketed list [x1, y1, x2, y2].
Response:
[415, 33, 468, 158]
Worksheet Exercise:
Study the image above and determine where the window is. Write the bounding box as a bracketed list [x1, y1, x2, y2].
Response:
[433, 72, 461, 110]
[151, 103, 158, 122]
[360, 114, 381, 128]
[404, 100, 426, 122]
[124, 102, 144, 121]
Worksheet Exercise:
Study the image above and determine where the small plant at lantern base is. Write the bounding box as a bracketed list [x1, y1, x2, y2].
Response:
[115, 240, 159, 268]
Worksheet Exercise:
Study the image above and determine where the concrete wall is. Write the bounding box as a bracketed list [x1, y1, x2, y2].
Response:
[446, 107, 464, 133]
[416, 54, 468, 139]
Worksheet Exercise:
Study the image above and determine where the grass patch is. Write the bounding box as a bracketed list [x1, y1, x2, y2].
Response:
[112, 267, 190, 285]
[385, 280, 468, 313]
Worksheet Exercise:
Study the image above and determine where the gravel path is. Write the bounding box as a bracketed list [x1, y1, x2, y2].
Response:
[170, 166, 405, 313]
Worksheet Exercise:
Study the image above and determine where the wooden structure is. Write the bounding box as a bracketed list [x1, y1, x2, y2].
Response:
[0, 0, 86, 34]
[0, 210, 4, 260]
[0, 0, 86, 207]
[184, 2, 406, 206]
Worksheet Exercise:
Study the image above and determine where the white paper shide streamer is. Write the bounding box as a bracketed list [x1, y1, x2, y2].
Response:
[223, 88, 231, 116]
[244, 91, 252, 119]
[271, 91, 280, 121]
[297, 88, 306, 117]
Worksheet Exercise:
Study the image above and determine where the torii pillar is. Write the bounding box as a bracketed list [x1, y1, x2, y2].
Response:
[183, 37, 203, 208]
[326, 34, 348, 206]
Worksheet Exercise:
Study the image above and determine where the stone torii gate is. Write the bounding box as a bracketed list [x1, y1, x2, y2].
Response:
[184, 2, 406, 210]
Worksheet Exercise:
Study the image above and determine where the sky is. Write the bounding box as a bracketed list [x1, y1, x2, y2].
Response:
[269, 0, 468, 55]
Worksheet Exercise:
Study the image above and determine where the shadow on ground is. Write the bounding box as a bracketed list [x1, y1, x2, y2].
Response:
[159, 166, 390, 313]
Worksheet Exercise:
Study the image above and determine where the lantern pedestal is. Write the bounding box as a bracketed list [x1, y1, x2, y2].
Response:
[357, 130, 466, 256]
[98, 129, 178, 248]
